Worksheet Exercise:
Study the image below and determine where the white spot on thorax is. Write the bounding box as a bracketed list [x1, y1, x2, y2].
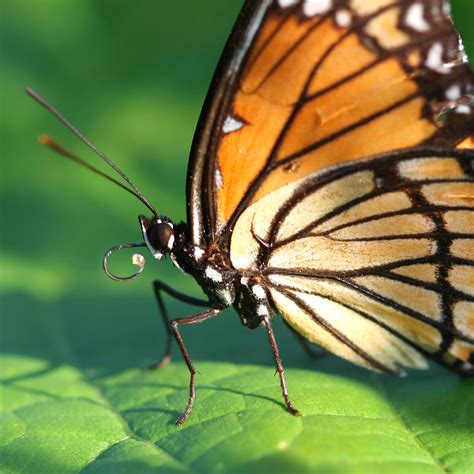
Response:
[205, 266, 223, 283]
[257, 304, 269, 316]
[252, 284, 266, 300]
[240, 276, 249, 286]
[456, 104, 471, 115]
[217, 288, 233, 306]
[445, 84, 461, 101]
[223, 115, 244, 134]
[194, 246, 205, 260]
[405, 3, 430, 32]
[335, 9, 351, 28]
[279, 0, 298, 7]
[303, 0, 332, 17]
[425, 42, 443, 70]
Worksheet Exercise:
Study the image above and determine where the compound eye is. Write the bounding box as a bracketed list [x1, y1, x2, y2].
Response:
[147, 223, 174, 251]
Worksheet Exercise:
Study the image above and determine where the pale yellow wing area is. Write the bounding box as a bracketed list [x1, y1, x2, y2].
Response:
[230, 150, 474, 373]
[187, 0, 473, 243]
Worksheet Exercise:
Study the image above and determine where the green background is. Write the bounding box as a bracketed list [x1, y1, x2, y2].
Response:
[1, 1, 473, 473]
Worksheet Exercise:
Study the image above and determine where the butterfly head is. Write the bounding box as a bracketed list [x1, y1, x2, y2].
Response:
[139, 215, 175, 260]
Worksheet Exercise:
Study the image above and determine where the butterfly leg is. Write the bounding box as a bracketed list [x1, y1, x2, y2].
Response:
[170, 308, 222, 425]
[283, 320, 325, 359]
[148, 280, 209, 370]
[261, 316, 301, 417]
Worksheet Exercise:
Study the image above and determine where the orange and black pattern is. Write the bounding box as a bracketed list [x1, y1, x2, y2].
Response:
[187, 0, 473, 247]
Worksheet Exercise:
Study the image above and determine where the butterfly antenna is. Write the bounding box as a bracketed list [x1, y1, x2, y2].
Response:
[26, 87, 158, 216]
[39, 134, 144, 203]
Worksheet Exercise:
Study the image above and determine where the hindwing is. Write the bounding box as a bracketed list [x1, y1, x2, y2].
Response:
[230, 149, 474, 373]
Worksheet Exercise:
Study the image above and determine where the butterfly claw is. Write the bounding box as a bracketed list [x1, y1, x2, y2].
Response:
[282, 392, 301, 417]
[289, 406, 302, 417]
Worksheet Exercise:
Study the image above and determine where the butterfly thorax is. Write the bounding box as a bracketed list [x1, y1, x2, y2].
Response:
[168, 224, 273, 327]
[166, 224, 238, 309]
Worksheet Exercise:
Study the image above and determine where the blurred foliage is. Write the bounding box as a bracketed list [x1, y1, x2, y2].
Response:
[1, 0, 243, 298]
[0, 0, 473, 298]
[1, 1, 473, 473]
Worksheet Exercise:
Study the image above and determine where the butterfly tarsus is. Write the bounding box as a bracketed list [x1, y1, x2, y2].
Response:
[147, 280, 210, 371]
[169, 308, 222, 425]
[262, 316, 301, 417]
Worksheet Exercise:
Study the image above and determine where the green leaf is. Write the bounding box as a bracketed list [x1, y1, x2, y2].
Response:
[1, 293, 473, 474]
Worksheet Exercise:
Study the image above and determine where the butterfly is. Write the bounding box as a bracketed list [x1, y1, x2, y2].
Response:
[28, 0, 473, 425]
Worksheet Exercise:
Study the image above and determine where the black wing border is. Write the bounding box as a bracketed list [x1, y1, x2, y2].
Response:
[186, 0, 272, 247]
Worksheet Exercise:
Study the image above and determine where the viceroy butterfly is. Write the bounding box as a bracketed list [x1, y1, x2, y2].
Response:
[29, 0, 473, 425]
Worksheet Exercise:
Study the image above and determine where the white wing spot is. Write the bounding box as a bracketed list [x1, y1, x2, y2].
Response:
[252, 284, 266, 300]
[425, 42, 443, 70]
[335, 9, 351, 28]
[405, 3, 430, 32]
[223, 115, 244, 134]
[215, 168, 223, 190]
[303, 0, 332, 17]
[279, 0, 298, 7]
[205, 266, 223, 283]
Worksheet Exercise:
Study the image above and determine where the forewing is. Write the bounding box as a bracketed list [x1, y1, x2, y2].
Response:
[187, 0, 473, 247]
[230, 149, 474, 374]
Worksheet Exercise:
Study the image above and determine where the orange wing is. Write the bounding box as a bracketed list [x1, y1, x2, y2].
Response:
[187, 0, 473, 248]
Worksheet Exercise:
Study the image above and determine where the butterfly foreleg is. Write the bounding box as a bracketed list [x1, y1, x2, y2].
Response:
[148, 279, 210, 370]
[169, 308, 222, 425]
[261, 316, 301, 417]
